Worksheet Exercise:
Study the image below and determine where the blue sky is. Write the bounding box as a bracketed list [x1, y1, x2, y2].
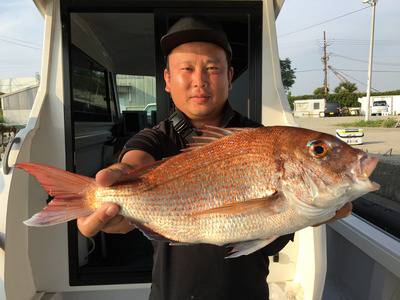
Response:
[0, 1, 43, 80]
[277, 0, 400, 95]
[0, 0, 399, 96]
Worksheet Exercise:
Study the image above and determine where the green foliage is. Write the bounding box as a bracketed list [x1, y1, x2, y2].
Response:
[382, 118, 399, 128]
[327, 93, 360, 107]
[313, 87, 326, 96]
[336, 118, 399, 128]
[334, 81, 358, 94]
[280, 58, 296, 91]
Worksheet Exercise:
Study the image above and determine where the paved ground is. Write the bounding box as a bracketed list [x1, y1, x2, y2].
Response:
[294, 116, 400, 158]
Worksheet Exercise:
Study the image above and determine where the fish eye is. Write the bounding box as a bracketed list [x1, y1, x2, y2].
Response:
[307, 140, 329, 159]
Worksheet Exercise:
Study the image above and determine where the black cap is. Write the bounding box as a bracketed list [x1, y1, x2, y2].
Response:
[160, 16, 232, 58]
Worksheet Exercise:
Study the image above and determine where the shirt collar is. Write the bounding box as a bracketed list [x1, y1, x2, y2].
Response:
[173, 101, 235, 129]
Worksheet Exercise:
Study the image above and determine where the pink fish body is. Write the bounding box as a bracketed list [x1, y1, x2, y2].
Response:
[17, 126, 379, 257]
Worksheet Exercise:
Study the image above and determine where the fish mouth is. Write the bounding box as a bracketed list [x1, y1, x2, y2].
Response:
[359, 154, 378, 178]
[354, 154, 380, 191]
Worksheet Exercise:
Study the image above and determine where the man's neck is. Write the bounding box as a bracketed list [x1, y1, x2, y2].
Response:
[191, 117, 222, 129]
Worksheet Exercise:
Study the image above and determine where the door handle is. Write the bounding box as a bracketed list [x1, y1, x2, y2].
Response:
[2, 136, 21, 175]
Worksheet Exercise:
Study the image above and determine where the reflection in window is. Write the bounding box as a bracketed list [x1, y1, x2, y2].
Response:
[116, 74, 157, 128]
[71, 46, 110, 122]
[116, 75, 156, 111]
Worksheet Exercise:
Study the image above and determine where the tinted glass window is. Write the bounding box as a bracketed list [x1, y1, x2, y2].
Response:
[116, 74, 157, 128]
[373, 101, 387, 106]
[71, 46, 111, 122]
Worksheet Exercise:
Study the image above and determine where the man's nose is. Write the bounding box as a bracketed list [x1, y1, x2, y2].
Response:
[192, 68, 208, 88]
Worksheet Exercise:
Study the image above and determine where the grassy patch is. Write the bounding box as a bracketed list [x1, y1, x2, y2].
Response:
[336, 118, 399, 128]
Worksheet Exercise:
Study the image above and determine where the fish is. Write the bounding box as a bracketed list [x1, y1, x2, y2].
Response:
[16, 126, 380, 258]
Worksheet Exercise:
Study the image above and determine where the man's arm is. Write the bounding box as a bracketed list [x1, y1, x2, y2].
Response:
[77, 150, 155, 237]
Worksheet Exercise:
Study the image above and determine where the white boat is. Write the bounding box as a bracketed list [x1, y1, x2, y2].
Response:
[0, 1, 399, 299]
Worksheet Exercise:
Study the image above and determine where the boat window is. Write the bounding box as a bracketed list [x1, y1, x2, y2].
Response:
[71, 46, 111, 122]
[116, 74, 157, 128]
[68, 12, 157, 286]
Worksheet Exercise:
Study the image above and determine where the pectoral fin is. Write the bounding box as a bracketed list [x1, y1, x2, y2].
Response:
[225, 237, 277, 258]
[192, 191, 285, 217]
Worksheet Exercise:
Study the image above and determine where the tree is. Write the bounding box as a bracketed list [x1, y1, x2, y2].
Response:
[280, 58, 296, 91]
[334, 81, 358, 94]
[313, 86, 327, 96]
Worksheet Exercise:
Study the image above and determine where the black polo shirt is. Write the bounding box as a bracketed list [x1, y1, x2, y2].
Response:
[120, 104, 294, 300]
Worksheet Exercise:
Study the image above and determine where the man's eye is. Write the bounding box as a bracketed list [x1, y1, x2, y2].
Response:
[181, 67, 192, 71]
[207, 66, 219, 71]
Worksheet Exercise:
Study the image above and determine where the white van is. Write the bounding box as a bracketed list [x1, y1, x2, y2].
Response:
[1, 1, 399, 300]
[371, 100, 389, 116]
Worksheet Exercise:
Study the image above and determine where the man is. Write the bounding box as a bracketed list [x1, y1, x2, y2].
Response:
[77, 16, 352, 300]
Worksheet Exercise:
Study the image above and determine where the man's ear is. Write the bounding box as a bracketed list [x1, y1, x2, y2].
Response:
[228, 67, 234, 90]
[164, 68, 171, 93]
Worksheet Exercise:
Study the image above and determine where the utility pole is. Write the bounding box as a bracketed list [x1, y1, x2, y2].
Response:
[364, 0, 378, 121]
[321, 31, 329, 95]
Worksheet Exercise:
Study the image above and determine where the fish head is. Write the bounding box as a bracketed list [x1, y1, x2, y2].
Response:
[280, 127, 380, 213]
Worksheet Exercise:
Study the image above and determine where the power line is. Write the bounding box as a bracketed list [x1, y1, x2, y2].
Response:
[278, 7, 369, 38]
[296, 69, 322, 73]
[0, 35, 41, 47]
[330, 52, 400, 66]
[323, 38, 400, 46]
[295, 68, 400, 73]
[335, 68, 400, 73]
[335, 68, 380, 92]
[0, 38, 41, 50]
[332, 38, 400, 42]
[281, 38, 400, 47]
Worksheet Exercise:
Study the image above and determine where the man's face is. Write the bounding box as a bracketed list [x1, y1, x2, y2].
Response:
[164, 42, 233, 123]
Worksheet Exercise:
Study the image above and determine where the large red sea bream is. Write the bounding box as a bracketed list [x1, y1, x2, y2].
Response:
[17, 126, 379, 258]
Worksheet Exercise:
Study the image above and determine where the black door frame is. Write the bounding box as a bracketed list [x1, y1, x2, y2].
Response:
[61, 0, 262, 286]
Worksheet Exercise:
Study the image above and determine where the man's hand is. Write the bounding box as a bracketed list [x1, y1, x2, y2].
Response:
[312, 202, 353, 227]
[77, 163, 136, 237]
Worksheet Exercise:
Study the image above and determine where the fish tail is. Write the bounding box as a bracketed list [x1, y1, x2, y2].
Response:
[16, 162, 95, 227]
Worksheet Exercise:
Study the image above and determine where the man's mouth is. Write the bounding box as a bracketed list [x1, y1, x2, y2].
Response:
[190, 95, 211, 103]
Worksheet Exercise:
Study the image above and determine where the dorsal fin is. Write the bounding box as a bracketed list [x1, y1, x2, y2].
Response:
[181, 126, 252, 153]
[200, 125, 239, 137]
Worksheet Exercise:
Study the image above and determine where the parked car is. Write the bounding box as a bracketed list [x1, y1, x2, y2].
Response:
[324, 102, 340, 117]
[371, 100, 388, 116]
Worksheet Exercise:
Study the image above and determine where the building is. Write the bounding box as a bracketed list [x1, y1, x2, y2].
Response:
[293, 98, 325, 118]
[0, 85, 38, 125]
[0, 76, 39, 94]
